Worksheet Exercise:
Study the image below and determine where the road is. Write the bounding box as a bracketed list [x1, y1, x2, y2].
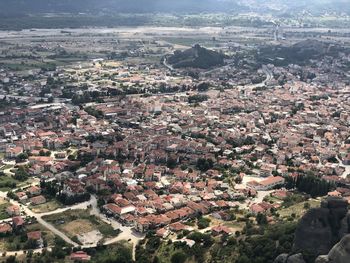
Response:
[88, 195, 144, 260]
[336, 156, 350, 179]
[0, 190, 144, 259]
[162, 56, 174, 71]
[0, 94, 70, 103]
[0, 191, 80, 246]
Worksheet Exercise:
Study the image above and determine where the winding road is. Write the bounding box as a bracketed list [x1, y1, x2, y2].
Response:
[0, 190, 144, 260]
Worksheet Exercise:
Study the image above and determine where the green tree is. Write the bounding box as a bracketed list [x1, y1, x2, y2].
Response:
[171, 252, 187, 263]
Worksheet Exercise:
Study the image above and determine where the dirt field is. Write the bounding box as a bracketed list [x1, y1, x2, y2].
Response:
[30, 200, 63, 213]
[61, 219, 95, 238]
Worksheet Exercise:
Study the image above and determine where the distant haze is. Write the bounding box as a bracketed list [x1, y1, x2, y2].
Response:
[0, 0, 349, 15]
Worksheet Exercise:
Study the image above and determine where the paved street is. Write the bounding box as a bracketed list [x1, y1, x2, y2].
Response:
[0, 190, 144, 259]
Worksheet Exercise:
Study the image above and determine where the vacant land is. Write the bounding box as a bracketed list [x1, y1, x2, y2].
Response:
[0, 198, 11, 220]
[26, 222, 56, 247]
[279, 199, 321, 218]
[29, 200, 63, 214]
[0, 175, 18, 191]
[62, 219, 95, 238]
[43, 209, 118, 239]
[0, 222, 54, 251]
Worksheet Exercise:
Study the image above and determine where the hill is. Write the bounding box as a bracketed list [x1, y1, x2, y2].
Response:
[258, 39, 347, 66]
[167, 44, 225, 69]
[0, 0, 242, 15]
[0, 0, 348, 16]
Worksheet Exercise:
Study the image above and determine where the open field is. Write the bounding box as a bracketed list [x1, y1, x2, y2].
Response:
[0, 198, 11, 220]
[0, 222, 54, 251]
[0, 176, 18, 191]
[26, 222, 56, 247]
[279, 199, 321, 218]
[62, 219, 95, 238]
[43, 209, 119, 239]
[29, 199, 64, 214]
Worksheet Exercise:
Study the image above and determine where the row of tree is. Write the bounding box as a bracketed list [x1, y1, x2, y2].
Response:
[285, 175, 335, 198]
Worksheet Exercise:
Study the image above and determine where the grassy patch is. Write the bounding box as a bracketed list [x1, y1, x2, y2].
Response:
[87, 241, 133, 262]
[29, 200, 63, 213]
[0, 222, 53, 251]
[0, 200, 11, 220]
[279, 199, 321, 218]
[43, 209, 118, 238]
[0, 175, 19, 191]
[26, 222, 56, 247]
[61, 219, 95, 238]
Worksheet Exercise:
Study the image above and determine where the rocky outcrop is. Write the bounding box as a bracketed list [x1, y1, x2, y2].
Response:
[315, 255, 329, 263]
[167, 44, 225, 69]
[315, 234, 350, 263]
[274, 253, 305, 263]
[293, 197, 349, 256]
[275, 197, 350, 263]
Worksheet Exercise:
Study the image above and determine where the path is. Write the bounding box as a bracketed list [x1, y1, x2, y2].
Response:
[337, 156, 350, 179]
[0, 190, 144, 259]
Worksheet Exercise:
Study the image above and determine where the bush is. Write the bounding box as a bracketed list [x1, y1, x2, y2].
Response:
[171, 252, 187, 263]
[197, 217, 211, 229]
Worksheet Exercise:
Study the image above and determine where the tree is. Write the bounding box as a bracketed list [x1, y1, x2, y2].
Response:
[197, 82, 210, 92]
[13, 166, 29, 181]
[171, 252, 187, 263]
[303, 202, 311, 210]
[16, 153, 28, 162]
[196, 158, 213, 172]
[256, 213, 268, 225]
[197, 217, 211, 229]
[166, 158, 177, 169]
[5, 256, 17, 263]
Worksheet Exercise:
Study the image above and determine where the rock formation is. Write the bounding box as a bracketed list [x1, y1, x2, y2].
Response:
[275, 197, 350, 262]
[167, 44, 225, 69]
[293, 197, 349, 256]
[315, 234, 350, 263]
[274, 253, 306, 263]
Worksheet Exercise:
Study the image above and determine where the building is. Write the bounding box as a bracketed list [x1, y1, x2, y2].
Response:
[103, 203, 135, 218]
[12, 216, 25, 229]
[247, 176, 285, 191]
[30, 195, 47, 205]
[0, 223, 12, 235]
[5, 146, 23, 158]
[6, 205, 20, 216]
[27, 231, 43, 247]
[70, 251, 91, 261]
[26, 186, 41, 196]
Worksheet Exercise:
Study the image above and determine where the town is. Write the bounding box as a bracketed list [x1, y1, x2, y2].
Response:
[0, 19, 349, 263]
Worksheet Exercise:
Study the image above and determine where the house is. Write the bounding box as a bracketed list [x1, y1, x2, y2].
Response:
[0, 223, 12, 235]
[5, 146, 23, 158]
[70, 251, 91, 261]
[271, 190, 290, 200]
[15, 192, 28, 203]
[27, 231, 43, 247]
[103, 203, 135, 218]
[328, 190, 341, 197]
[179, 238, 196, 248]
[247, 176, 285, 191]
[30, 195, 46, 205]
[6, 205, 20, 216]
[156, 228, 170, 238]
[250, 202, 274, 214]
[343, 154, 350, 165]
[169, 222, 190, 232]
[211, 225, 233, 236]
[63, 179, 86, 196]
[12, 216, 25, 229]
[26, 186, 41, 196]
[135, 217, 150, 233]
